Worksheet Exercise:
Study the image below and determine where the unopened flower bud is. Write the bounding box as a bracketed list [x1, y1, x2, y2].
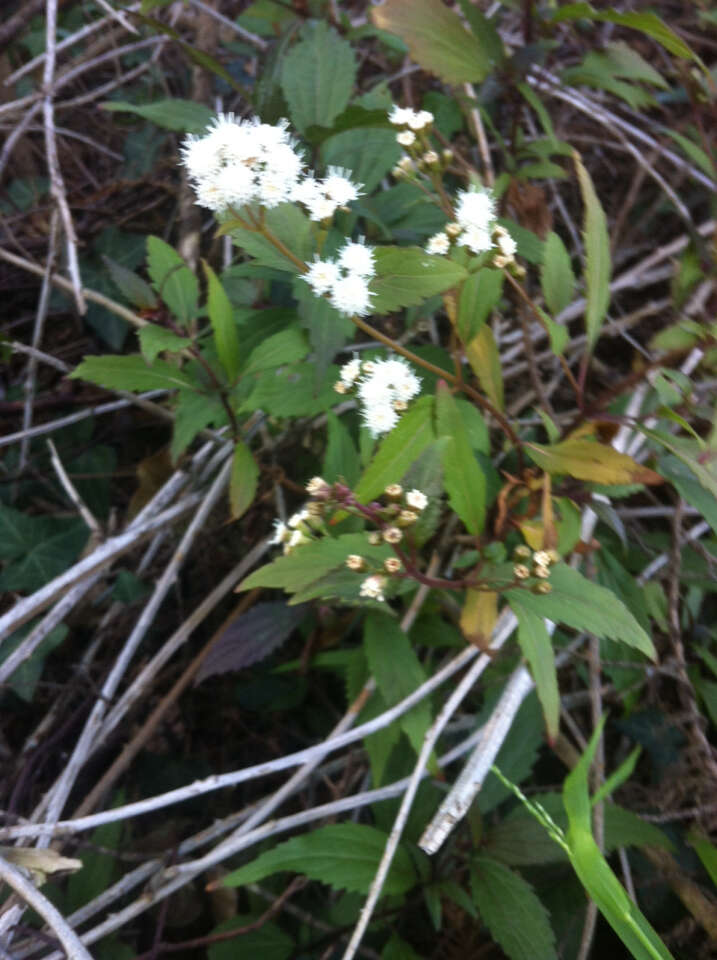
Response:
[534, 581, 553, 594]
[384, 557, 402, 574]
[546, 549, 560, 565]
[360, 574, 387, 601]
[442, 148, 454, 163]
[334, 381, 348, 394]
[306, 476, 329, 496]
[367, 531, 382, 546]
[533, 564, 551, 579]
[493, 254, 510, 269]
[383, 526, 403, 544]
[362, 361, 376, 374]
[422, 150, 439, 167]
[514, 564, 531, 580]
[397, 509, 419, 527]
[384, 483, 403, 499]
[306, 501, 324, 519]
[513, 545, 532, 560]
[346, 554, 365, 571]
[445, 222, 462, 238]
[533, 550, 551, 568]
[397, 130, 416, 147]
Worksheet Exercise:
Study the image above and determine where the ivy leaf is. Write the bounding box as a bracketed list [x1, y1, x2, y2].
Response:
[204, 262, 240, 382]
[574, 153, 610, 351]
[354, 396, 435, 503]
[146, 236, 198, 327]
[526, 438, 663, 486]
[229, 441, 259, 520]
[280, 21, 357, 134]
[0, 519, 88, 593]
[70, 355, 196, 392]
[372, 0, 494, 84]
[138, 324, 191, 364]
[506, 564, 656, 660]
[435, 383, 485, 535]
[470, 857, 558, 960]
[221, 823, 416, 896]
[372, 247, 467, 314]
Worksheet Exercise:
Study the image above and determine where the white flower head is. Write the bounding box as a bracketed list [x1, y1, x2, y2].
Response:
[291, 176, 321, 206]
[497, 231, 517, 258]
[388, 105, 414, 126]
[455, 188, 497, 233]
[407, 109, 434, 131]
[269, 519, 290, 545]
[426, 231, 450, 256]
[323, 167, 362, 205]
[360, 574, 387, 601]
[362, 402, 399, 437]
[288, 508, 309, 529]
[181, 134, 222, 181]
[304, 258, 341, 296]
[396, 130, 416, 147]
[330, 272, 373, 317]
[457, 224, 493, 255]
[339, 357, 361, 387]
[338, 239, 375, 278]
[405, 489, 428, 511]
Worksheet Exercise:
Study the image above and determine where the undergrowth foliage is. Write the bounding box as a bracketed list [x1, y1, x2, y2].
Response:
[1, 1, 716, 959]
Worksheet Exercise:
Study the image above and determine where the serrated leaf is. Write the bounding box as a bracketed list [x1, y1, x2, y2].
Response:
[372, 0, 493, 84]
[138, 324, 191, 364]
[294, 285, 350, 387]
[171, 390, 225, 462]
[457, 269, 503, 342]
[372, 247, 468, 315]
[541, 232, 575, 317]
[243, 327, 308, 376]
[509, 597, 559, 743]
[101, 98, 213, 132]
[574, 153, 610, 350]
[222, 823, 416, 896]
[196, 602, 306, 685]
[226, 203, 313, 272]
[505, 564, 656, 660]
[280, 21, 356, 134]
[70, 355, 196, 392]
[146, 236, 199, 327]
[320, 128, 401, 194]
[204, 262, 240, 381]
[364, 613, 432, 762]
[229, 441, 259, 520]
[435, 383, 485, 535]
[526, 438, 662, 486]
[471, 857, 558, 960]
[102, 256, 158, 310]
[324, 411, 361, 486]
[464, 325, 504, 411]
[240, 361, 339, 417]
[354, 396, 435, 503]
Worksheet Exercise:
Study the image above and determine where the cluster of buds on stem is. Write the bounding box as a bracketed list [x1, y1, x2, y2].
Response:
[512, 544, 560, 593]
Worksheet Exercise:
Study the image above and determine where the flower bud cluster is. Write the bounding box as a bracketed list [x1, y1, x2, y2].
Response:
[512, 545, 560, 593]
[303, 239, 375, 318]
[335, 356, 421, 438]
[423, 188, 517, 267]
[269, 503, 326, 555]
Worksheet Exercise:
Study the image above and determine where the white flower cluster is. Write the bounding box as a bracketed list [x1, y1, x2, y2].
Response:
[424, 187, 517, 266]
[181, 114, 305, 212]
[292, 166, 362, 222]
[303, 239, 375, 317]
[337, 356, 421, 437]
[389, 105, 434, 133]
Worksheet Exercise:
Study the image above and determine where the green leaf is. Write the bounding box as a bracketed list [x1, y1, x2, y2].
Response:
[658, 455, 717, 535]
[457, 269, 503, 342]
[227, 203, 313, 272]
[138, 324, 191, 364]
[665, 130, 716, 180]
[229, 441, 259, 520]
[372, 247, 468, 315]
[0, 505, 42, 561]
[324, 411, 361, 486]
[510, 597, 559, 743]
[563, 720, 675, 960]
[204, 262, 241, 382]
[208, 915, 293, 960]
[101, 98, 213, 132]
[574, 153, 610, 351]
[354, 396, 435, 503]
[146, 236, 199, 327]
[2, 624, 67, 702]
[295, 285, 352, 387]
[541, 232, 575, 317]
[240, 361, 339, 417]
[363, 689, 402, 787]
[280, 21, 357, 134]
[70, 355, 196, 392]
[471, 857, 558, 960]
[364, 613, 432, 762]
[320, 128, 401, 194]
[435, 383, 485, 535]
[102, 256, 158, 310]
[464, 325, 504, 411]
[222, 823, 416, 896]
[552, 3, 697, 61]
[688, 830, 717, 887]
[382, 933, 423, 960]
[171, 390, 225, 462]
[239, 534, 391, 593]
[372, 0, 493, 84]
[0, 520, 88, 594]
[506, 565, 655, 659]
[243, 327, 308, 376]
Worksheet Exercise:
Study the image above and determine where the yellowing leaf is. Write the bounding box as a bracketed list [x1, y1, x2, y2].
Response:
[465, 325, 504, 411]
[460, 589, 497, 648]
[526, 439, 663, 485]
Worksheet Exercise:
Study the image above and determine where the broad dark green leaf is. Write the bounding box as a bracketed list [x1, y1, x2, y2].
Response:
[243, 327, 308, 376]
[170, 390, 225, 462]
[295, 284, 353, 387]
[222, 823, 416, 896]
[101, 98, 213, 133]
[280, 21, 357, 133]
[0, 520, 88, 594]
[457, 269, 503, 342]
[320, 128, 401, 194]
[204, 262, 240, 382]
[435, 383, 485, 535]
[240, 361, 339, 417]
[146, 236, 199, 327]
[70, 355, 196, 392]
[103, 256, 158, 310]
[372, 247, 468, 314]
[138, 324, 191, 364]
[226, 203, 313, 272]
[471, 857, 558, 960]
[324, 411, 361, 487]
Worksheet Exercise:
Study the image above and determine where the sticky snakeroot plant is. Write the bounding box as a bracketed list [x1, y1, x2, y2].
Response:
[67, 49, 713, 956]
